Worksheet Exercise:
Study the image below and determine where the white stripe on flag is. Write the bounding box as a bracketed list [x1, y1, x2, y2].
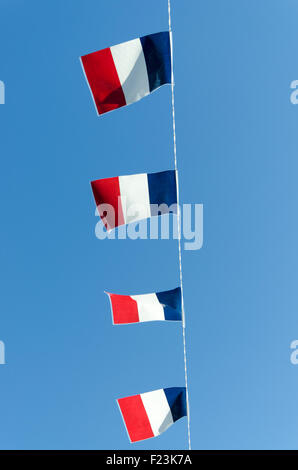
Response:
[141, 389, 173, 436]
[111, 38, 150, 106]
[119, 173, 151, 225]
[131, 294, 165, 322]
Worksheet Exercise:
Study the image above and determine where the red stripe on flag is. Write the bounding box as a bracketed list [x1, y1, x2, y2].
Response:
[118, 395, 154, 443]
[81, 48, 126, 115]
[109, 294, 139, 324]
[91, 177, 125, 230]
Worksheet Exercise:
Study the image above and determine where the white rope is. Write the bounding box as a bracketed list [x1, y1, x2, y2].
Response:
[168, 0, 191, 451]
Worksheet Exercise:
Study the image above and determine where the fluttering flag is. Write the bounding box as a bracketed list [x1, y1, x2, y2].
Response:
[117, 387, 187, 443]
[80, 31, 171, 115]
[106, 287, 181, 325]
[91, 170, 177, 230]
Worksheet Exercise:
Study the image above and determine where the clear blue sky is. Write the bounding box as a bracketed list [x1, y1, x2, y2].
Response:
[1, 0, 298, 450]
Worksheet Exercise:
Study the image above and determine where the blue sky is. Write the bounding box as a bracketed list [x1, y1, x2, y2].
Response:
[1, 0, 298, 450]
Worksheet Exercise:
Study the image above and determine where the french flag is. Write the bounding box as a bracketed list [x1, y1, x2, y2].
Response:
[106, 287, 181, 325]
[117, 387, 187, 443]
[80, 32, 171, 115]
[91, 170, 177, 231]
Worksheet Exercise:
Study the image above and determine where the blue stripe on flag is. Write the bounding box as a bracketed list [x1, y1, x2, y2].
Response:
[156, 287, 182, 321]
[147, 170, 177, 216]
[164, 387, 187, 422]
[140, 32, 171, 93]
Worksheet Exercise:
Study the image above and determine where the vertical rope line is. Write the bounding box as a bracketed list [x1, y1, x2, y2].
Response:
[168, 0, 191, 451]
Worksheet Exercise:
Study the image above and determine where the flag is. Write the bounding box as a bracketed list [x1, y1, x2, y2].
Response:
[117, 387, 187, 443]
[106, 287, 181, 325]
[91, 170, 177, 230]
[80, 31, 171, 115]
